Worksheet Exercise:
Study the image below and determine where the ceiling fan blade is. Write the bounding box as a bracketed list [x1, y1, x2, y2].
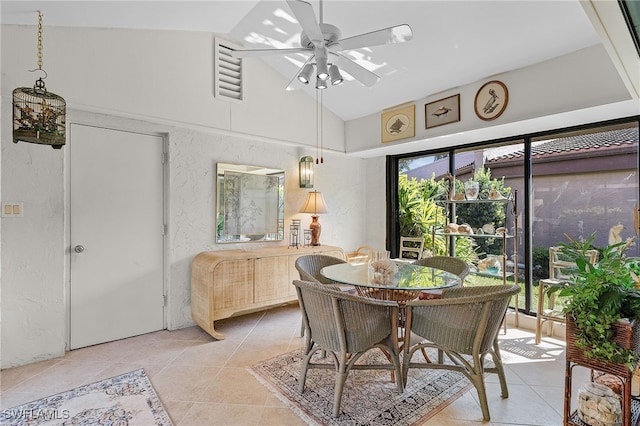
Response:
[334, 53, 380, 87]
[333, 24, 413, 51]
[286, 0, 324, 47]
[230, 47, 311, 58]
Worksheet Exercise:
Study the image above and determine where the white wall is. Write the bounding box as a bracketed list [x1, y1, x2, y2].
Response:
[0, 24, 362, 368]
[0, 101, 66, 366]
[345, 45, 635, 157]
[164, 126, 366, 329]
[1, 21, 637, 368]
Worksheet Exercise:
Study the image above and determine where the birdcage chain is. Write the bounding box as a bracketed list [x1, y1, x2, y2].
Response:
[36, 11, 43, 70]
[29, 11, 47, 82]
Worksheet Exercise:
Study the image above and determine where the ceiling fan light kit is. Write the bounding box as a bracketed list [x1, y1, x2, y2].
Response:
[315, 76, 327, 90]
[315, 55, 329, 80]
[328, 64, 343, 86]
[298, 63, 314, 84]
[230, 0, 412, 90]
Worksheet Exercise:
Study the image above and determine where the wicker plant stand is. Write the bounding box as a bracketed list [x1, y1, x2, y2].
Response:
[564, 315, 640, 426]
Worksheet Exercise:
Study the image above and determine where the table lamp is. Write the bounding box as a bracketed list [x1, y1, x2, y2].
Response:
[300, 191, 328, 246]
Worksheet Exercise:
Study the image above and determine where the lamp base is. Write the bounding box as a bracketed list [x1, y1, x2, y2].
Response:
[309, 215, 322, 246]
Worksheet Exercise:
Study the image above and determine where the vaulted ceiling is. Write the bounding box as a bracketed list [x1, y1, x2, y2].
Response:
[0, 1, 608, 121]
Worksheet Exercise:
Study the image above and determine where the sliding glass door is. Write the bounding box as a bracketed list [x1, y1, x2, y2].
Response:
[389, 118, 639, 314]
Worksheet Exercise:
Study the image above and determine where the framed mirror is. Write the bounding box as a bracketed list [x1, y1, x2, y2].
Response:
[216, 163, 285, 243]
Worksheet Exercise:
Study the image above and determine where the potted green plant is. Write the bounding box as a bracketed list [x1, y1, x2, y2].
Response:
[557, 233, 640, 371]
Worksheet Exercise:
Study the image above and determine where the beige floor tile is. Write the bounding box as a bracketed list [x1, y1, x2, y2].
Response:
[150, 325, 212, 342]
[427, 391, 484, 423]
[0, 391, 45, 409]
[0, 358, 61, 393]
[86, 362, 166, 384]
[161, 399, 194, 425]
[61, 339, 135, 363]
[112, 338, 197, 365]
[196, 367, 272, 405]
[473, 382, 563, 425]
[152, 365, 221, 402]
[417, 417, 487, 425]
[6, 360, 105, 397]
[264, 392, 289, 408]
[178, 402, 265, 426]
[175, 338, 245, 367]
[225, 342, 293, 367]
[0, 305, 576, 426]
[531, 384, 566, 417]
[258, 406, 308, 425]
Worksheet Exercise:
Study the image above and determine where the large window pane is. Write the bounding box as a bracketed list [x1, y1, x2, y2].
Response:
[531, 123, 639, 315]
[399, 143, 525, 308]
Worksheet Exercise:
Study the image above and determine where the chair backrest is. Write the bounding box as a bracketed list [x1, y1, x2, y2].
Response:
[345, 246, 374, 265]
[548, 246, 598, 281]
[295, 254, 346, 284]
[399, 237, 424, 260]
[406, 285, 520, 355]
[293, 279, 398, 353]
[413, 256, 470, 284]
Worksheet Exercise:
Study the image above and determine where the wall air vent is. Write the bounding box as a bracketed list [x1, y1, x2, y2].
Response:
[214, 38, 244, 103]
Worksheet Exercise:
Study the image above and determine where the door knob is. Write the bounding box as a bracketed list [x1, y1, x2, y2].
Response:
[74, 245, 85, 253]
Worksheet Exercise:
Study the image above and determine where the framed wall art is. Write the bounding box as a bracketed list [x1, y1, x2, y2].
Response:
[425, 94, 460, 129]
[381, 104, 415, 143]
[474, 80, 509, 121]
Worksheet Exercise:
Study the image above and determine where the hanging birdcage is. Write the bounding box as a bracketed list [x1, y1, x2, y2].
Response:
[13, 78, 66, 149]
[12, 11, 66, 149]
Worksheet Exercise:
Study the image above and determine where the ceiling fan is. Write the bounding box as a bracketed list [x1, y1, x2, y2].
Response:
[230, 0, 413, 90]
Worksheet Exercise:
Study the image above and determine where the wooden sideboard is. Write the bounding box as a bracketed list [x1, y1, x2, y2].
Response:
[191, 245, 344, 339]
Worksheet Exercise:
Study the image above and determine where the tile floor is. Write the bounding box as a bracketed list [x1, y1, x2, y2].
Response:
[0, 304, 589, 425]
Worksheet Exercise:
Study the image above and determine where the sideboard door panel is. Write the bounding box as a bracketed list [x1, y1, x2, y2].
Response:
[213, 259, 254, 312]
[254, 256, 290, 303]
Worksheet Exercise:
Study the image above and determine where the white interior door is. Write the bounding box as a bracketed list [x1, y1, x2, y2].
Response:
[69, 124, 165, 349]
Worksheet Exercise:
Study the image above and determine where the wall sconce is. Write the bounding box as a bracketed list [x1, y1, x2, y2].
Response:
[299, 156, 314, 188]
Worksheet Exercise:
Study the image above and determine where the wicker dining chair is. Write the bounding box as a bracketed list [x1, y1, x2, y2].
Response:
[293, 279, 404, 418]
[398, 236, 425, 260]
[402, 284, 521, 421]
[295, 254, 354, 337]
[294, 254, 354, 293]
[413, 256, 470, 285]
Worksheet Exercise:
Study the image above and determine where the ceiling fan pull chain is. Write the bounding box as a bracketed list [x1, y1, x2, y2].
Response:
[316, 89, 320, 164]
[320, 89, 324, 163]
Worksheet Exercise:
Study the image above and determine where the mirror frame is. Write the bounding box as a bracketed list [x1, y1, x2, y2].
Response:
[216, 162, 285, 243]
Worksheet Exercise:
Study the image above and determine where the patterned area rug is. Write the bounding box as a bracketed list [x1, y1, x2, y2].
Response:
[1, 369, 173, 426]
[250, 349, 472, 426]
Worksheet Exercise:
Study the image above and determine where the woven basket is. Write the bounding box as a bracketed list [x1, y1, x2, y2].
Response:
[357, 288, 420, 303]
[566, 314, 640, 376]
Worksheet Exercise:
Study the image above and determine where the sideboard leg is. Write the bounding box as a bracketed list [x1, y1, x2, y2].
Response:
[206, 322, 226, 340]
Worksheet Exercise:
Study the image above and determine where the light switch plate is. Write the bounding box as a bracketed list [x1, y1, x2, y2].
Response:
[1, 202, 24, 217]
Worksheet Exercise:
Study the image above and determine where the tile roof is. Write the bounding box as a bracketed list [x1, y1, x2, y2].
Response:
[487, 128, 637, 163]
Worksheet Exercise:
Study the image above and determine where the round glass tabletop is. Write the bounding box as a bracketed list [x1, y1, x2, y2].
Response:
[320, 261, 461, 291]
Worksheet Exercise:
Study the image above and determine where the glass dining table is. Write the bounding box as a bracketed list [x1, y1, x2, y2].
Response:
[320, 261, 461, 303]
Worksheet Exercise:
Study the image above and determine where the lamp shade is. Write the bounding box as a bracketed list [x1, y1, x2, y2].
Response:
[300, 191, 328, 215]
